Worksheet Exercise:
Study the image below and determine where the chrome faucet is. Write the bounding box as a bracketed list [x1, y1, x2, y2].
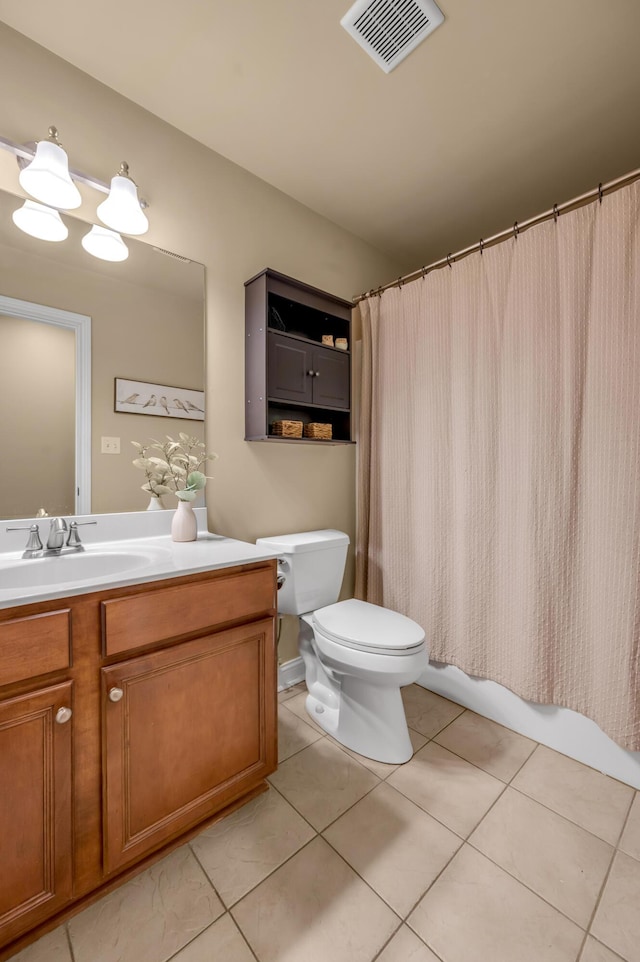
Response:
[46, 517, 68, 551]
[6, 518, 98, 559]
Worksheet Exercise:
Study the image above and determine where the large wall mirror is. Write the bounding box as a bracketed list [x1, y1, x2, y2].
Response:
[0, 187, 205, 521]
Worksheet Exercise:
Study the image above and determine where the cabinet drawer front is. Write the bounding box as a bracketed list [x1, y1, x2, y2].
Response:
[102, 565, 275, 656]
[0, 610, 71, 688]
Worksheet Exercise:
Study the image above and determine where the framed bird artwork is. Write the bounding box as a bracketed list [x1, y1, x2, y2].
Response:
[114, 378, 205, 420]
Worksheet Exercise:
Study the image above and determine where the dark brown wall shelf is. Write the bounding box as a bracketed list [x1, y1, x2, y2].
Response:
[245, 436, 355, 445]
[266, 327, 351, 355]
[245, 269, 354, 444]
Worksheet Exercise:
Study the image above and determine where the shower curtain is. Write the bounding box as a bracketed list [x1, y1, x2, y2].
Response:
[356, 180, 640, 751]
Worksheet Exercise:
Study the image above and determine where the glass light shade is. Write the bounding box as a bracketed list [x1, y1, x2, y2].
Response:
[12, 200, 68, 242]
[96, 174, 149, 235]
[81, 225, 129, 262]
[18, 139, 82, 210]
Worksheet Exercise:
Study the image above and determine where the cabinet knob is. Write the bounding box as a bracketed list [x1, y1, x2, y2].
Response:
[108, 687, 124, 703]
[55, 706, 72, 724]
[307, 369, 315, 377]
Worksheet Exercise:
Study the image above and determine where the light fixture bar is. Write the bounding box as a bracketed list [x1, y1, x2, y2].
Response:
[0, 134, 109, 194]
[0, 135, 148, 207]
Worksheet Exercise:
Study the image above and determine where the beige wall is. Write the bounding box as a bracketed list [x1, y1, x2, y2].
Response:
[0, 313, 75, 518]
[0, 238, 204, 513]
[0, 23, 400, 661]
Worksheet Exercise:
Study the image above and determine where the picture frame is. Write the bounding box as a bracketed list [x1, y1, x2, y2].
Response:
[114, 378, 205, 420]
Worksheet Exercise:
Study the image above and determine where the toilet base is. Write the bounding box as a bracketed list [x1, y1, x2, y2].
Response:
[298, 622, 418, 764]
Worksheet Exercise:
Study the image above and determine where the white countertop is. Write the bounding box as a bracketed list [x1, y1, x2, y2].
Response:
[0, 517, 279, 610]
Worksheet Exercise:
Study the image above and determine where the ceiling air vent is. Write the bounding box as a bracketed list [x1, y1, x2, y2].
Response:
[341, 0, 444, 73]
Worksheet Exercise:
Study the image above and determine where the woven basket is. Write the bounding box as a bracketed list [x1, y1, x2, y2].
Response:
[271, 419, 303, 438]
[304, 422, 332, 440]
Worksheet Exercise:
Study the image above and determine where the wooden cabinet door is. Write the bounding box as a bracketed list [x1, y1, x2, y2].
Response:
[312, 348, 350, 409]
[0, 682, 73, 945]
[102, 618, 276, 874]
[267, 332, 313, 403]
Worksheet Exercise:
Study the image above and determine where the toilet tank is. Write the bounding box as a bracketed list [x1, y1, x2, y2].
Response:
[256, 530, 350, 615]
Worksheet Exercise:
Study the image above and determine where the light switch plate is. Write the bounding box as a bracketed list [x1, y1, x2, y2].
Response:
[101, 436, 121, 454]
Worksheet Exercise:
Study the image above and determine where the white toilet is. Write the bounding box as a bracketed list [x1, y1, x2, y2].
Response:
[256, 530, 428, 764]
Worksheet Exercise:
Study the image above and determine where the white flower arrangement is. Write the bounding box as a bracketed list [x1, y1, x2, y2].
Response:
[132, 433, 218, 502]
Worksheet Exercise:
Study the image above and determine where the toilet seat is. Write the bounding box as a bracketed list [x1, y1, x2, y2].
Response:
[313, 599, 425, 656]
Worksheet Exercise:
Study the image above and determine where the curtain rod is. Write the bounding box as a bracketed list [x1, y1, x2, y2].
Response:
[353, 166, 640, 305]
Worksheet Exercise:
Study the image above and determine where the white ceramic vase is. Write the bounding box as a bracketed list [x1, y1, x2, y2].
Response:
[171, 500, 197, 542]
[146, 495, 165, 511]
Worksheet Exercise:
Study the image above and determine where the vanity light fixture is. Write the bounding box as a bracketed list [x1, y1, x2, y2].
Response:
[12, 199, 69, 242]
[96, 162, 149, 236]
[81, 224, 129, 262]
[18, 126, 82, 210]
[1, 127, 149, 260]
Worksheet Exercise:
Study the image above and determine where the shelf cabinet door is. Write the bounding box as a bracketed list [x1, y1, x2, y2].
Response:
[0, 682, 73, 945]
[267, 332, 313, 403]
[102, 618, 276, 874]
[312, 348, 350, 409]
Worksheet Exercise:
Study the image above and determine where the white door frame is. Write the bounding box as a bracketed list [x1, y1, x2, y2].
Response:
[0, 294, 92, 515]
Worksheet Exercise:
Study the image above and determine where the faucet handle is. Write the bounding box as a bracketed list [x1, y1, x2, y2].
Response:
[6, 524, 43, 555]
[66, 520, 97, 547]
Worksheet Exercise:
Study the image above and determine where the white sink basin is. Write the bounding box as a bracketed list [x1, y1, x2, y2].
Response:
[0, 547, 169, 589]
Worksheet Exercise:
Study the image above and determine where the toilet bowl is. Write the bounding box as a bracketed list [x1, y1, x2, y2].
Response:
[256, 530, 428, 764]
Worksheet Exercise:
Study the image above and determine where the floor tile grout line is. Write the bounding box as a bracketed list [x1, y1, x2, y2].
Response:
[231, 914, 261, 962]
[369, 919, 446, 962]
[225, 833, 320, 910]
[370, 920, 405, 962]
[64, 922, 75, 962]
[162, 913, 227, 962]
[506, 781, 629, 848]
[316, 832, 406, 924]
[463, 833, 600, 933]
[264, 775, 323, 835]
[611, 786, 636, 849]
[576, 791, 638, 959]
[579, 935, 627, 962]
[419, 722, 537, 786]
[187, 840, 227, 902]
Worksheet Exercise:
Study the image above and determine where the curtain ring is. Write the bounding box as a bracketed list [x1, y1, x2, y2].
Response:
[421, 265, 427, 280]
[598, 183, 604, 204]
[397, 276, 403, 289]
[553, 204, 559, 223]
[447, 253, 453, 269]
[479, 238, 484, 256]
[513, 221, 519, 239]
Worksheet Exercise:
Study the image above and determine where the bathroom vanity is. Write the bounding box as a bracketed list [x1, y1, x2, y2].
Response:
[0, 533, 278, 959]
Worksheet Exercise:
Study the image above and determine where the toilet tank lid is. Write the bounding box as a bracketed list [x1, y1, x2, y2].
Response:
[256, 530, 350, 554]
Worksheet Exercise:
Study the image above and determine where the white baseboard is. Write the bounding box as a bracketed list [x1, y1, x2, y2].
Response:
[278, 656, 305, 692]
[418, 662, 640, 790]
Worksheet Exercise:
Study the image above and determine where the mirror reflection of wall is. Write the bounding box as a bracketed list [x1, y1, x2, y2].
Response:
[0, 187, 206, 520]
[0, 313, 75, 519]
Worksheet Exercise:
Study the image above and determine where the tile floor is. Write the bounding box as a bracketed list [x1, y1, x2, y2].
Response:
[13, 683, 640, 962]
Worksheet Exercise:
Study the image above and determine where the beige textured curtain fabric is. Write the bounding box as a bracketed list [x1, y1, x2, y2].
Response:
[356, 181, 640, 750]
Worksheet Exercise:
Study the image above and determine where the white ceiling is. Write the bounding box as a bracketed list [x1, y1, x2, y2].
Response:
[1, 0, 639, 269]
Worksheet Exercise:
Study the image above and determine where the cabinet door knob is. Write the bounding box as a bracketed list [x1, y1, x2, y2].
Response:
[314, 371, 320, 377]
[55, 706, 72, 724]
[108, 687, 124, 703]
[307, 369, 315, 376]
